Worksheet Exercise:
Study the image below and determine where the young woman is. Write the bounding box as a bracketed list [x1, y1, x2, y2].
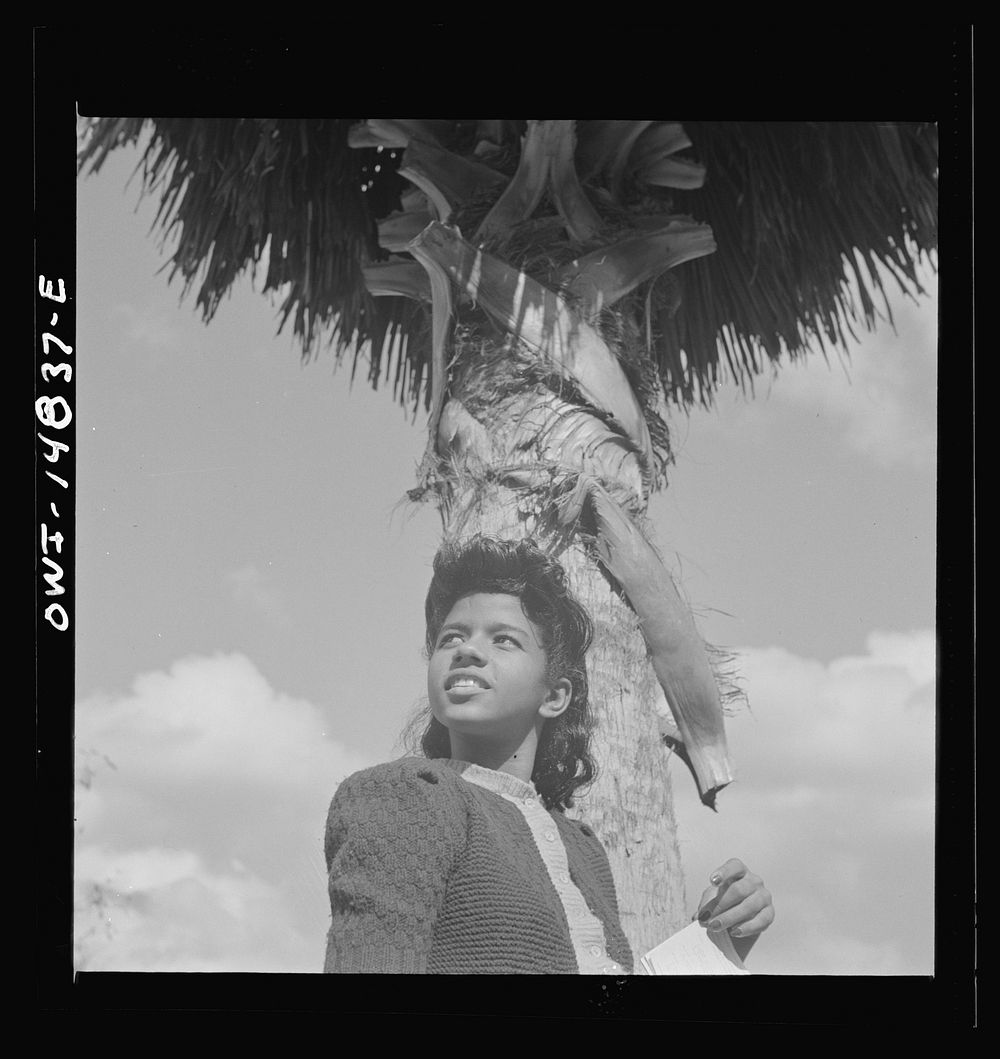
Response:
[323, 536, 773, 974]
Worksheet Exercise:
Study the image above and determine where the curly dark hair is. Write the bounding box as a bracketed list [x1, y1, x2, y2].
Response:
[417, 535, 597, 812]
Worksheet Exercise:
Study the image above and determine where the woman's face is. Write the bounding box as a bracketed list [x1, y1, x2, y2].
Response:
[427, 593, 568, 742]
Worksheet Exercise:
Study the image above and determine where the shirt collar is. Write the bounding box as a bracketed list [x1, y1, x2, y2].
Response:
[442, 758, 540, 800]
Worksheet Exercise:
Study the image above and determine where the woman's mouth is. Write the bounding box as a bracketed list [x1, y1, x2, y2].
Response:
[445, 674, 491, 692]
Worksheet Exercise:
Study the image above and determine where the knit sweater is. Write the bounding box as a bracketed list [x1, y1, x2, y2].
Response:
[323, 756, 634, 974]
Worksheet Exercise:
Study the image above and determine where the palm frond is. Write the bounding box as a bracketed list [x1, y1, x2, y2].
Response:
[664, 121, 937, 404]
[79, 118, 937, 416]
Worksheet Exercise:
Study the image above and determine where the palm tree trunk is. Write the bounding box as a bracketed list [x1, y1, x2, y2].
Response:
[562, 543, 689, 954]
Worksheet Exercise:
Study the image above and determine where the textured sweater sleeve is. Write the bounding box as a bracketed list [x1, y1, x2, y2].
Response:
[323, 761, 467, 973]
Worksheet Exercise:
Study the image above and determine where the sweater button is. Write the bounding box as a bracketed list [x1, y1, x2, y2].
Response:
[590, 945, 602, 957]
[544, 830, 556, 841]
[558, 872, 570, 884]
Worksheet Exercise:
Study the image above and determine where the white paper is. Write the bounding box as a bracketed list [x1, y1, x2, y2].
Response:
[639, 921, 750, 975]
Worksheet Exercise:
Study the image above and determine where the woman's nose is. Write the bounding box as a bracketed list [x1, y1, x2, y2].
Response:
[453, 639, 487, 664]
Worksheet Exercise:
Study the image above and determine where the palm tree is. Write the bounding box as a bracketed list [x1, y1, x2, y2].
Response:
[78, 118, 938, 957]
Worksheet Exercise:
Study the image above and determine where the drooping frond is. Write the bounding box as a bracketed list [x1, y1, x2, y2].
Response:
[79, 118, 937, 415]
[659, 121, 938, 405]
[77, 117, 420, 405]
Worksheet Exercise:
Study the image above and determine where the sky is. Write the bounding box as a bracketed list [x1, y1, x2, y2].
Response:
[73, 135, 938, 976]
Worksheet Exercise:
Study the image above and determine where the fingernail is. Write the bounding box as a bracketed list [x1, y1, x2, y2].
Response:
[708, 919, 723, 932]
[710, 873, 722, 885]
[697, 908, 710, 923]
[730, 927, 743, 938]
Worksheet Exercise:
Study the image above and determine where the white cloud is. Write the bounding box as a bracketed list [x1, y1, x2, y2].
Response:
[673, 628, 935, 975]
[731, 629, 936, 795]
[861, 629, 937, 688]
[75, 652, 376, 972]
[75, 846, 318, 972]
[77, 653, 367, 793]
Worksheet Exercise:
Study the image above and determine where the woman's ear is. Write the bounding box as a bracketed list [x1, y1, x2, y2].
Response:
[539, 677, 572, 720]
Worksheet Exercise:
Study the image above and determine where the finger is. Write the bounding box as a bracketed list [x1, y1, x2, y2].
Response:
[699, 859, 747, 919]
[709, 858, 748, 887]
[708, 873, 763, 917]
[694, 885, 718, 920]
[705, 889, 771, 934]
[728, 904, 775, 939]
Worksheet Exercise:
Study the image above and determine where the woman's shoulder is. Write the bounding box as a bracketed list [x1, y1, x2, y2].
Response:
[329, 757, 467, 816]
[337, 756, 464, 791]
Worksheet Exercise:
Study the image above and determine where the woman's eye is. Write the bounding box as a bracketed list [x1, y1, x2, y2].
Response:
[438, 632, 461, 647]
[495, 634, 520, 647]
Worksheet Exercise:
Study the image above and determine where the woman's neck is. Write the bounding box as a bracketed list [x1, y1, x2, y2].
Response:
[447, 726, 540, 784]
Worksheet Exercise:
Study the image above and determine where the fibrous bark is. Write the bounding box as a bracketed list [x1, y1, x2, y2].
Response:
[409, 221, 654, 479]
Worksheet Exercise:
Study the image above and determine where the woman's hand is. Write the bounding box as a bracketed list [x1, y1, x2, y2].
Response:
[695, 858, 774, 963]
